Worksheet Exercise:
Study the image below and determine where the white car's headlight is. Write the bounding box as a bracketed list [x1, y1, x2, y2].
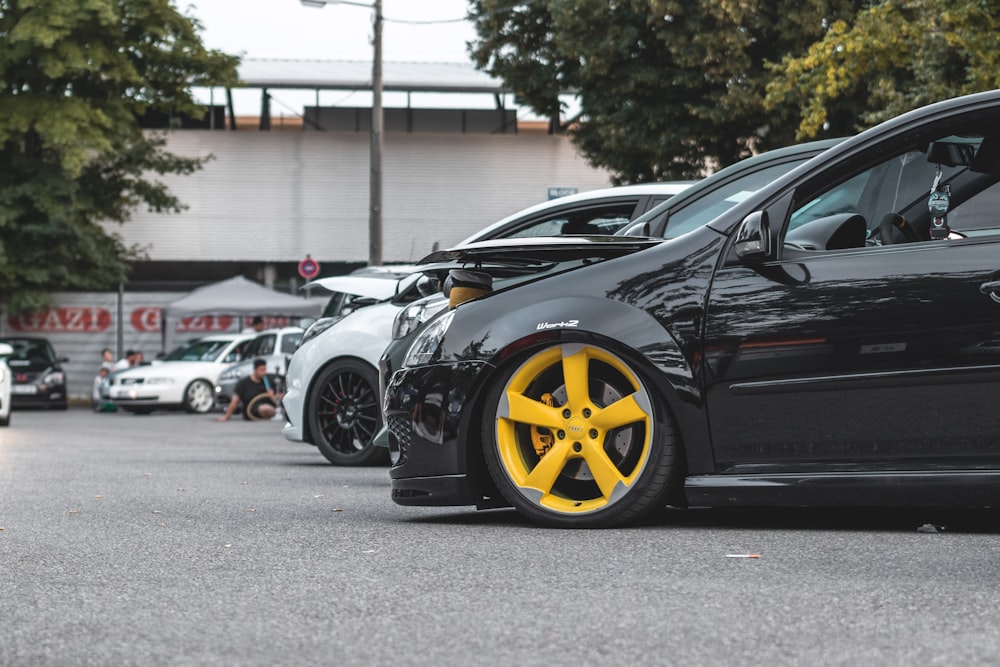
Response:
[300, 316, 342, 346]
[144, 377, 176, 385]
[403, 310, 455, 368]
[392, 297, 449, 340]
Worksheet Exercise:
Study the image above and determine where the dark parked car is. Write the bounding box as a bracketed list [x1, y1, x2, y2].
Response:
[383, 89, 1000, 528]
[1, 337, 68, 410]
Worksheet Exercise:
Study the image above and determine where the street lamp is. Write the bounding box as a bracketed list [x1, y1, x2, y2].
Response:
[301, 0, 383, 266]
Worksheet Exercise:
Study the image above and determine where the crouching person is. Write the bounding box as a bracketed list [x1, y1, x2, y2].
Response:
[216, 358, 282, 422]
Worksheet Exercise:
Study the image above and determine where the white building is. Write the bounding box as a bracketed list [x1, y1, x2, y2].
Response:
[116, 58, 614, 289]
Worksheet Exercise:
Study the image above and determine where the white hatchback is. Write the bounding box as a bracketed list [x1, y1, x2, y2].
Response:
[108, 334, 254, 414]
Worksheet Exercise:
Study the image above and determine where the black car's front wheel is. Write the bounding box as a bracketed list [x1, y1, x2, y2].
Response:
[483, 343, 677, 528]
[307, 359, 387, 466]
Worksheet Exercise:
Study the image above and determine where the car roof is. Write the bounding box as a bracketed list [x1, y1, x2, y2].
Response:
[459, 181, 693, 245]
[255, 327, 304, 336]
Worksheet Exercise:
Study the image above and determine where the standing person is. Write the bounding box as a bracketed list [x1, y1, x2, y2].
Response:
[101, 348, 115, 370]
[216, 358, 281, 421]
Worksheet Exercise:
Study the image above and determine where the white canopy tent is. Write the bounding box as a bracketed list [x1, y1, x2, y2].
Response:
[162, 276, 323, 351]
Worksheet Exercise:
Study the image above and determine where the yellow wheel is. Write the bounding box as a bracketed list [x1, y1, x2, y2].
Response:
[482, 343, 677, 527]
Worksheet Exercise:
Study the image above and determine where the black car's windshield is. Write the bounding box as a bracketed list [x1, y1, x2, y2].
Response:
[624, 158, 816, 239]
[1, 338, 57, 366]
[162, 339, 232, 362]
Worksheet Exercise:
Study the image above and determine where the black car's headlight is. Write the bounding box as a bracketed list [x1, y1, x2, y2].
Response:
[392, 297, 449, 341]
[403, 310, 455, 368]
[42, 371, 64, 385]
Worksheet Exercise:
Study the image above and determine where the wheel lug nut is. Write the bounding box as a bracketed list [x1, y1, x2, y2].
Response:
[589, 429, 598, 439]
[582, 408, 591, 418]
[572, 442, 582, 452]
[562, 409, 571, 418]
[557, 430, 565, 440]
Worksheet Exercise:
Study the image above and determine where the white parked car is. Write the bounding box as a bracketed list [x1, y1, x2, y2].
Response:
[0, 342, 13, 426]
[282, 272, 435, 465]
[108, 334, 254, 414]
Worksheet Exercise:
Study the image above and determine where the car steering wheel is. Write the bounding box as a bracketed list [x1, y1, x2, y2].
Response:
[878, 213, 922, 244]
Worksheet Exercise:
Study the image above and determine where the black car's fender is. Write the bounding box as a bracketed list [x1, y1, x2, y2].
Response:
[441, 297, 707, 492]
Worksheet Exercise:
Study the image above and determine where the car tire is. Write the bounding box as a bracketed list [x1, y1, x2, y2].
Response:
[482, 342, 678, 528]
[183, 379, 215, 414]
[0, 414, 9, 426]
[307, 359, 387, 466]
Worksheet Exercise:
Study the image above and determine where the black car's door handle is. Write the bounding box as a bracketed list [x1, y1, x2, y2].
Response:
[982, 281, 1000, 303]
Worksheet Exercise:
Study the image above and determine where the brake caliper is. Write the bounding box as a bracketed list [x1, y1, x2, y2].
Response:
[530, 393, 556, 457]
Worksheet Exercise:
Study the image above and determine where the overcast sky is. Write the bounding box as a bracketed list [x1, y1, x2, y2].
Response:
[186, 0, 477, 62]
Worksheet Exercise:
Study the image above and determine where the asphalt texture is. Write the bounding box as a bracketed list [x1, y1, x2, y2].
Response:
[3, 408, 1000, 666]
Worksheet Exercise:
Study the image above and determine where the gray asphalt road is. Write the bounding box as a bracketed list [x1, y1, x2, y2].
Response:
[3, 408, 1000, 666]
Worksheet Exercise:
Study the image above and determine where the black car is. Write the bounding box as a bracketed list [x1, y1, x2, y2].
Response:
[1, 337, 69, 410]
[383, 89, 1000, 528]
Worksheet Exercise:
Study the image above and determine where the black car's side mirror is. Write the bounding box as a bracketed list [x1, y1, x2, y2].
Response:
[734, 211, 771, 261]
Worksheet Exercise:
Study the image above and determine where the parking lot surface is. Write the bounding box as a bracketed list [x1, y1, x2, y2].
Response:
[4, 408, 1000, 666]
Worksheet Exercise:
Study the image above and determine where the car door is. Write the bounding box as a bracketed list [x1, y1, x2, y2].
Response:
[702, 130, 1000, 473]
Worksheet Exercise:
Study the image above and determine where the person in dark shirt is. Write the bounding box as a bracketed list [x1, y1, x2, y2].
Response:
[216, 358, 280, 421]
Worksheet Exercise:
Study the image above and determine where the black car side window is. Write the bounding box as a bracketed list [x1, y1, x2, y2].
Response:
[786, 132, 1000, 250]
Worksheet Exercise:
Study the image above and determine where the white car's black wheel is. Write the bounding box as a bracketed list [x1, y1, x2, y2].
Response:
[183, 379, 215, 414]
[308, 359, 387, 466]
[0, 414, 9, 426]
[482, 343, 678, 528]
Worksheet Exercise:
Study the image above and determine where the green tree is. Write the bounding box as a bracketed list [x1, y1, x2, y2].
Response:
[766, 0, 1000, 140]
[0, 0, 238, 313]
[469, 0, 863, 182]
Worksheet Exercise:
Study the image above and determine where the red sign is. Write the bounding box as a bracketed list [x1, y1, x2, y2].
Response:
[8, 307, 111, 333]
[298, 255, 321, 280]
[177, 315, 234, 333]
[130, 307, 233, 333]
[131, 307, 162, 332]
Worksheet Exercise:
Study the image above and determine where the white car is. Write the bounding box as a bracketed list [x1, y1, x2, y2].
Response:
[282, 271, 435, 466]
[0, 342, 13, 426]
[108, 334, 254, 414]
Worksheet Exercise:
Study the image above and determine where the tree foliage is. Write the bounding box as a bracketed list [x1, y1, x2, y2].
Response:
[766, 0, 1000, 140]
[0, 0, 238, 313]
[468, 0, 864, 183]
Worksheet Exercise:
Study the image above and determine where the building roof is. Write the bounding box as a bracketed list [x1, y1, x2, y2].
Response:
[237, 58, 508, 94]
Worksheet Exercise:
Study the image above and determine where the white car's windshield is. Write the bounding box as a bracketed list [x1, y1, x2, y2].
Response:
[163, 339, 231, 362]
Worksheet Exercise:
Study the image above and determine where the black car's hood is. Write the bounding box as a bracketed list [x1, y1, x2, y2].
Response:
[417, 235, 662, 271]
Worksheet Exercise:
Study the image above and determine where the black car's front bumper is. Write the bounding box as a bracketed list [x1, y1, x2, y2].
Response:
[383, 360, 494, 506]
[11, 383, 67, 408]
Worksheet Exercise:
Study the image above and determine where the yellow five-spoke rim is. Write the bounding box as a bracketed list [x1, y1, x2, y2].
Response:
[495, 344, 653, 514]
